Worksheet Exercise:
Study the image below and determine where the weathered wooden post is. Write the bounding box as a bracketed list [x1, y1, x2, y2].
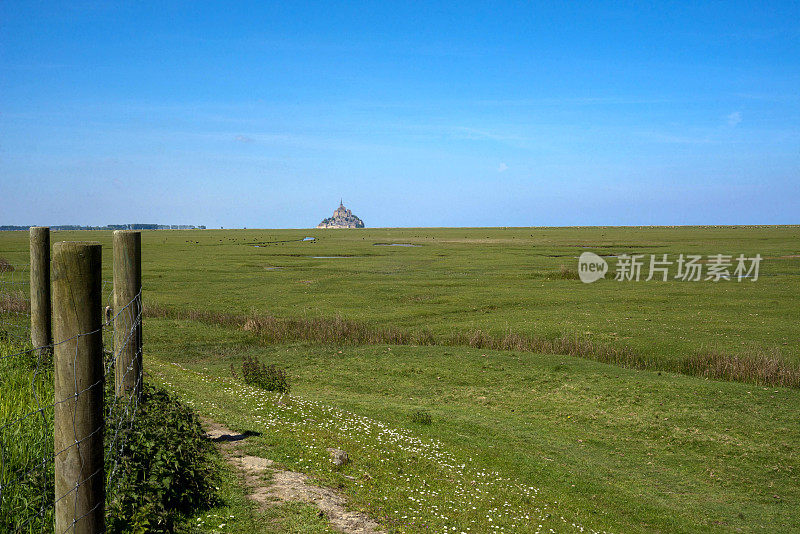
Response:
[113, 230, 142, 398]
[29, 226, 51, 349]
[52, 242, 104, 533]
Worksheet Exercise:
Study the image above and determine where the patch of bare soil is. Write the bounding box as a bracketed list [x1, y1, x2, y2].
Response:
[201, 417, 384, 534]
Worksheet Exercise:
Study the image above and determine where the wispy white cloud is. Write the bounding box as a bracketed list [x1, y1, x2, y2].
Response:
[726, 111, 742, 127]
[497, 162, 508, 172]
[234, 134, 254, 143]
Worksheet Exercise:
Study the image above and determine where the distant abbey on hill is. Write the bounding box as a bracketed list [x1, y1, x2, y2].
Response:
[317, 201, 365, 229]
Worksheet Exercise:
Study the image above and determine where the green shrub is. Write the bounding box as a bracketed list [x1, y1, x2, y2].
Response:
[410, 409, 432, 425]
[105, 384, 217, 533]
[232, 355, 290, 393]
[1, 332, 217, 533]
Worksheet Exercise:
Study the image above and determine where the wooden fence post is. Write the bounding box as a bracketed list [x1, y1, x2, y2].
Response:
[29, 226, 51, 349]
[113, 230, 142, 398]
[52, 241, 104, 534]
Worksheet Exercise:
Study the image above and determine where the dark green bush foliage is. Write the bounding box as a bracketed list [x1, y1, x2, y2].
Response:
[105, 383, 217, 533]
[410, 410, 432, 425]
[0, 355, 216, 534]
[232, 355, 290, 393]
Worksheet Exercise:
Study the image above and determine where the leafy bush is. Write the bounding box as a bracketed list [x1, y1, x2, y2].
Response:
[0, 331, 216, 533]
[105, 384, 217, 533]
[232, 354, 290, 393]
[410, 409, 432, 425]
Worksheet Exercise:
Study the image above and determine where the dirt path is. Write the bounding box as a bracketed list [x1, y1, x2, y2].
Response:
[202, 417, 384, 534]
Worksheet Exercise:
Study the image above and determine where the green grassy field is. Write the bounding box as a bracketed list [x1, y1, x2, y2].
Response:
[148, 318, 800, 533]
[1, 226, 798, 532]
[2, 225, 798, 367]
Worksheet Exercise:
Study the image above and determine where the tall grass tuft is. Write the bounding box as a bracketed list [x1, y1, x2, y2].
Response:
[0, 336, 54, 532]
[686, 346, 800, 389]
[0, 258, 13, 273]
[0, 291, 31, 313]
[545, 264, 580, 280]
[448, 330, 652, 370]
[241, 314, 414, 346]
[145, 304, 242, 327]
[232, 354, 290, 393]
[0, 290, 29, 314]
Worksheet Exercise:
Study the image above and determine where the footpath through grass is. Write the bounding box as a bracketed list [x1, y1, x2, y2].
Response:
[148, 317, 800, 533]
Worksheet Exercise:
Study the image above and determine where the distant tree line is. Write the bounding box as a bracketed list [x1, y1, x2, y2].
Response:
[0, 224, 207, 231]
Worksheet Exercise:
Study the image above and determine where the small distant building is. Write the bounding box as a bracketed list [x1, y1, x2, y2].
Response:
[317, 200, 365, 229]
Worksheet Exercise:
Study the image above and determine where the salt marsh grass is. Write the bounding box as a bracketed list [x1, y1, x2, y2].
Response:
[148, 305, 800, 388]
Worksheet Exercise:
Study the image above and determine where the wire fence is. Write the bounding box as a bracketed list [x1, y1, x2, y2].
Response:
[0, 238, 143, 533]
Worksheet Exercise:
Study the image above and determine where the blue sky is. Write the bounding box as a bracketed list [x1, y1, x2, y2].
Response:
[1, 1, 798, 228]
